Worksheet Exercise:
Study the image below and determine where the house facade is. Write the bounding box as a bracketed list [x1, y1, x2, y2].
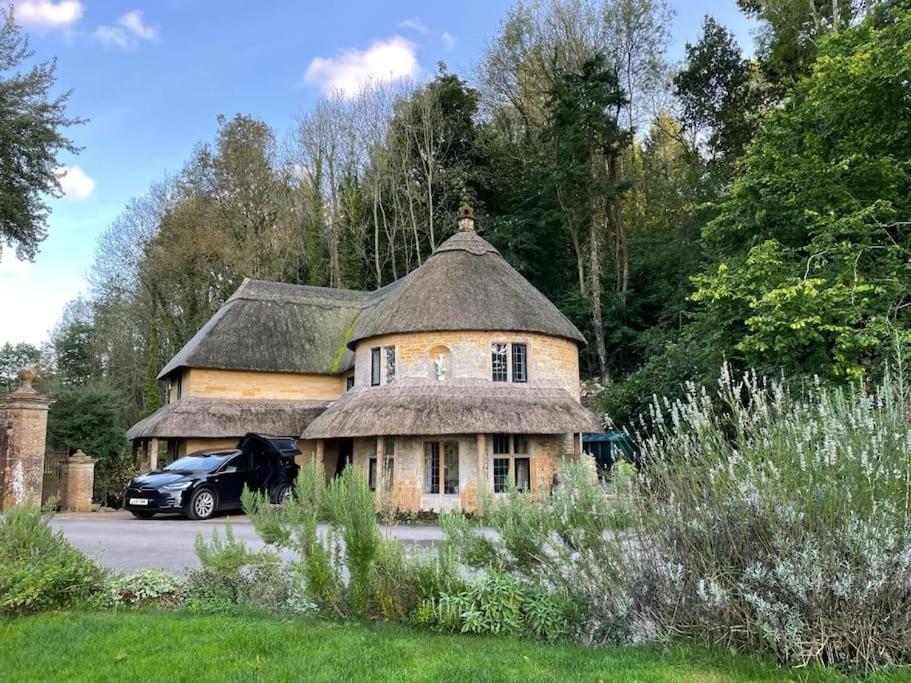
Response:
[127, 207, 600, 512]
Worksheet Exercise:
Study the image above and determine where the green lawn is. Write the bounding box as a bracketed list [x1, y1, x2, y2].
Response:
[0, 611, 908, 683]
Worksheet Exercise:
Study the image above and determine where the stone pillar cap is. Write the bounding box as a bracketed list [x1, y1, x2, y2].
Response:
[68, 449, 97, 463]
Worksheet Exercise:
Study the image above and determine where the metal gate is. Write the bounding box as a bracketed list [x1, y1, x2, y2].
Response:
[42, 451, 67, 505]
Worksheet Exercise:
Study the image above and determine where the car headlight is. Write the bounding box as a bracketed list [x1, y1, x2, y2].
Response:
[162, 481, 192, 491]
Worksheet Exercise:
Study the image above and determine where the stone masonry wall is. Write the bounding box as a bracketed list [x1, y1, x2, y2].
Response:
[180, 368, 345, 402]
[352, 331, 581, 398]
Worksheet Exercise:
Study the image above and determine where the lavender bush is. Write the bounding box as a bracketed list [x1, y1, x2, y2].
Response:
[629, 366, 911, 671]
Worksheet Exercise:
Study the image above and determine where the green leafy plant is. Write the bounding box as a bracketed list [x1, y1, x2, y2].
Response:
[106, 570, 186, 608]
[0, 506, 105, 615]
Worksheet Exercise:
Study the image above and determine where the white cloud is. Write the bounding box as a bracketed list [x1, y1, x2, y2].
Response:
[303, 36, 418, 98]
[14, 0, 82, 28]
[93, 9, 159, 49]
[0, 255, 83, 346]
[399, 17, 430, 35]
[400, 16, 456, 51]
[55, 165, 95, 200]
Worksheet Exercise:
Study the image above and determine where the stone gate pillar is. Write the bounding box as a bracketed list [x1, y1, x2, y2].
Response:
[59, 450, 97, 512]
[0, 367, 53, 511]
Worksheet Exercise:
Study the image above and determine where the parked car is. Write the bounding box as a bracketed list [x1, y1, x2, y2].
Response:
[123, 433, 301, 520]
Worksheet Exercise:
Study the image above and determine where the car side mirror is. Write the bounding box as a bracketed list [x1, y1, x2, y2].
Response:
[222, 466, 238, 474]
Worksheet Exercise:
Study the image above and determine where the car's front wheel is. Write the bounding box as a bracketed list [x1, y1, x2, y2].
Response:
[186, 488, 217, 520]
[130, 510, 155, 520]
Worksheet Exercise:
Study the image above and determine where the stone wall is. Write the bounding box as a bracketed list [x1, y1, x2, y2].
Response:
[179, 368, 345, 402]
[352, 330, 581, 397]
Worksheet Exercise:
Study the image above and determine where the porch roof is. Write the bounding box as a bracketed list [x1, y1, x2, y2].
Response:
[300, 378, 601, 439]
[126, 397, 329, 440]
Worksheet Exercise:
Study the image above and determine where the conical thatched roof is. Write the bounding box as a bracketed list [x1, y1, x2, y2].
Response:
[349, 230, 585, 347]
[300, 378, 601, 439]
[158, 279, 369, 379]
[126, 396, 329, 440]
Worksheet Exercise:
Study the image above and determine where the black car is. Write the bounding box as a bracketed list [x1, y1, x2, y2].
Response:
[123, 433, 301, 520]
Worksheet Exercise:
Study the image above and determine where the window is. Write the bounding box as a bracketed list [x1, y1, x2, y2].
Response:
[491, 343, 508, 382]
[491, 435, 531, 493]
[493, 458, 509, 493]
[513, 434, 528, 454]
[346, 376, 355, 391]
[511, 343, 527, 382]
[425, 441, 459, 495]
[368, 457, 377, 491]
[384, 347, 396, 383]
[424, 442, 440, 494]
[371, 347, 381, 386]
[514, 458, 530, 492]
[444, 442, 459, 494]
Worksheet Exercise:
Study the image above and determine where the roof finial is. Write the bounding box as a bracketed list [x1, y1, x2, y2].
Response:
[458, 198, 475, 232]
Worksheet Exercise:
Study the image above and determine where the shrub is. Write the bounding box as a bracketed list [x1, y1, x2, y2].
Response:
[106, 570, 186, 608]
[93, 452, 137, 508]
[630, 366, 911, 672]
[0, 506, 105, 615]
[433, 573, 571, 642]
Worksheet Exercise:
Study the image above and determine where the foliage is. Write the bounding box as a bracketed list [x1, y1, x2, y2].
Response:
[46, 382, 131, 459]
[433, 573, 573, 642]
[629, 365, 911, 672]
[0, 506, 104, 615]
[92, 452, 137, 508]
[106, 570, 186, 608]
[0, 8, 82, 261]
[0, 341, 50, 394]
[692, 5, 911, 380]
[674, 15, 765, 168]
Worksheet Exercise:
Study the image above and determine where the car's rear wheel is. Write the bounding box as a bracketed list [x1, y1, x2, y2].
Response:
[130, 510, 155, 520]
[187, 488, 217, 520]
[276, 484, 293, 505]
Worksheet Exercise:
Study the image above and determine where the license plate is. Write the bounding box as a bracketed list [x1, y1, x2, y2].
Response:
[129, 498, 148, 506]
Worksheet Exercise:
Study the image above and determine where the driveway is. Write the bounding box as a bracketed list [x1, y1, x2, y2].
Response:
[51, 510, 450, 575]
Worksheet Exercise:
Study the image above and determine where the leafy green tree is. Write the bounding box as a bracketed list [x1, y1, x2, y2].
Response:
[0, 9, 82, 260]
[692, 4, 911, 378]
[47, 383, 131, 460]
[674, 16, 765, 170]
[0, 341, 45, 393]
[541, 54, 632, 383]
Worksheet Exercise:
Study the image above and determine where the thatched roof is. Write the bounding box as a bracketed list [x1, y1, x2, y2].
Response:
[300, 378, 601, 439]
[158, 279, 368, 379]
[349, 230, 586, 347]
[126, 397, 329, 440]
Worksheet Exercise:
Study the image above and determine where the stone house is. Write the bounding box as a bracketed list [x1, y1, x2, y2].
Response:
[127, 208, 600, 512]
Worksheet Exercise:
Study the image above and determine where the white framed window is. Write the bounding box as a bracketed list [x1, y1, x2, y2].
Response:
[370, 347, 381, 386]
[384, 347, 396, 383]
[491, 342, 529, 383]
[424, 440, 459, 494]
[491, 434, 532, 493]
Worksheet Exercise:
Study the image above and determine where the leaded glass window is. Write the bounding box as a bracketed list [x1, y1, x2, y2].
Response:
[491, 343, 508, 382]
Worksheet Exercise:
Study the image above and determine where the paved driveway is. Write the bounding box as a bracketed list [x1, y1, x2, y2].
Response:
[51, 510, 449, 575]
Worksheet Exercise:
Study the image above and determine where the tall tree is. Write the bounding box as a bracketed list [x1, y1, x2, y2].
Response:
[542, 55, 632, 383]
[674, 16, 765, 172]
[0, 8, 82, 260]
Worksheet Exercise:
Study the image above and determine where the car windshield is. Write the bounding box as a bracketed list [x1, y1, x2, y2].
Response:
[163, 453, 232, 472]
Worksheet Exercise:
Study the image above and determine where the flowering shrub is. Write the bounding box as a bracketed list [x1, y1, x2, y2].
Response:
[630, 366, 911, 671]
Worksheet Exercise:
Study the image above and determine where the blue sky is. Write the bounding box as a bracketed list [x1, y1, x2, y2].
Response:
[0, 0, 756, 347]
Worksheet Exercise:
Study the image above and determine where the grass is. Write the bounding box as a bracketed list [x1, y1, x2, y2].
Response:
[1, 611, 910, 682]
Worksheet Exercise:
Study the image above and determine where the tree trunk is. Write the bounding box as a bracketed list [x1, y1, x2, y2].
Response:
[589, 207, 611, 386]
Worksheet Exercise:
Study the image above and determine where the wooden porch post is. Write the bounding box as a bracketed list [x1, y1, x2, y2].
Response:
[149, 437, 159, 470]
[476, 433, 487, 513]
[376, 436, 385, 489]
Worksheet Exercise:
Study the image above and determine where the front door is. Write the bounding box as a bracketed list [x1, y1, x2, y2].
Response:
[335, 439, 353, 476]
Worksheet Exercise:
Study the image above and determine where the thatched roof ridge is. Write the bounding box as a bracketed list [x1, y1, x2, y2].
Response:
[158, 278, 369, 379]
[349, 230, 585, 347]
[300, 378, 601, 438]
[126, 397, 329, 440]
